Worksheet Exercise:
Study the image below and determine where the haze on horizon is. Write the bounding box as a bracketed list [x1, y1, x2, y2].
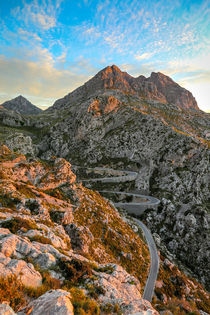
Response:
[0, 0, 209, 112]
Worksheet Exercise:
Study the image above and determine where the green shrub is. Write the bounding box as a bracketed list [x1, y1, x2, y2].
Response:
[70, 287, 100, 315]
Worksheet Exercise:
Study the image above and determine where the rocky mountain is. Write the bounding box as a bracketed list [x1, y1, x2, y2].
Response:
[0, 145, 209, 314]
[35, 66, 209, 292]
[48, 65, 199, 112]
[1, 95, 42, 115]
[0, 65, 209, 314]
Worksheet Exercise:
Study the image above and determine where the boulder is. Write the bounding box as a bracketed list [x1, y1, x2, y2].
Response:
[0, 255, 42, 288]
[18, 289, 74, 315]
[91, 264, 158, 314]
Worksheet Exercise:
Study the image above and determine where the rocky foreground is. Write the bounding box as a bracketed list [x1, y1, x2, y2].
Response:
[0, 145, 156, 314]
[0, 145, 209, 314]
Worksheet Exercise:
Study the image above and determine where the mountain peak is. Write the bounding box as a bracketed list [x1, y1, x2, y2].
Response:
[1, 95, 42, 115]
[50, 65, 199, 111]
[101, 65, 123, 74]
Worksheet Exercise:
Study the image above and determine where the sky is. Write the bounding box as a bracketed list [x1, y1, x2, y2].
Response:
[0, 0, 209, 112]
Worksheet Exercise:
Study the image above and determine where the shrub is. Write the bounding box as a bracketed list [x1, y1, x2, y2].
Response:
[70, 287, 100, 315]
[1, 217, 38, 233]
[29, 235, 52, 245]
[58, 258, 93, 284]
[0, 275, 26, 312]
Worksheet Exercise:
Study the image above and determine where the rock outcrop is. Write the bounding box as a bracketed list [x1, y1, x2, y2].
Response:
[89, 264, 159, 314]
[0, 146, 161, 314]
[5, 133, 37, 156]
[18, 290, 74, 315]
[0, 303, 16, 315]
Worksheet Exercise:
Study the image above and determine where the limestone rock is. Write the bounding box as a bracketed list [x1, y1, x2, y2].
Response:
[65, 223, 94, 253]
[90, 264, 158, 314]
[0, 303, 16, 315]
[5, 133, 36, 156]
[18, 289, 73, 315]
[0, 253, 42, 288]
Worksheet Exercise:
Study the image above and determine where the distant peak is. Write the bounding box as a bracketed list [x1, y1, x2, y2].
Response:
[15, 95, 26, 100]
[1, 95, 42, 115]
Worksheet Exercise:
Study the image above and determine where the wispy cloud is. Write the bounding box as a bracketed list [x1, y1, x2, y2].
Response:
[12, 0, 62, 30]
[18, 28, 42, 42]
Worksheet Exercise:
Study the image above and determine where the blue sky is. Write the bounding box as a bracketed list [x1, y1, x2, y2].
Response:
[0, 0, 209, 111]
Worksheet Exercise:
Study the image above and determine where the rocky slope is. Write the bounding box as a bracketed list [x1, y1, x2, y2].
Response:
[0, 145, 209, 314]
[34, 66, 209, 292]
[0, 145, 160, 314]
[1, 95, 42, 115]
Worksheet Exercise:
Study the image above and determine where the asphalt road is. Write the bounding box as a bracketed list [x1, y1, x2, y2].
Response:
[99, 190, 160, 214]
[133, 218, 159, 302]
[77, 166, 160, 302]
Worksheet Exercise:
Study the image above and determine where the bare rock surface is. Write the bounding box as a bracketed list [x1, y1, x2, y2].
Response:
[89, 264, 158, 314]
[0, 253, 42, 288]
[5, 133, 37, 156]
[0, 303, 16, 315]
[18, 290, 73, 315]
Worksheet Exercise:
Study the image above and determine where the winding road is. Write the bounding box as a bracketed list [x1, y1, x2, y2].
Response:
[75, 166, 160, 302]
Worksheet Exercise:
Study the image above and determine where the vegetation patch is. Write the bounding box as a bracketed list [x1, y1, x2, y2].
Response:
[0, 275, 26, 312]
[29, 234, 52, 245]
[58, 258, 93, 285]
[70, 287, 100, 315]
[1, 217, 38, 233]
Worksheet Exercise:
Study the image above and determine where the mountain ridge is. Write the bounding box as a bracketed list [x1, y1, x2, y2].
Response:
[47, 65, 199, 112]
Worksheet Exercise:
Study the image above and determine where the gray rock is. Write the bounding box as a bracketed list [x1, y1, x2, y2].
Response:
[0, 303, 16, 315]
[18, 289, 73, 315]
[5, 133, 37, 156]
[89, 263, 158, 314]
[0, 254, 42, 288]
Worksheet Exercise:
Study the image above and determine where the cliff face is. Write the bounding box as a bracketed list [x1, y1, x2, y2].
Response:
[49, 65, 199, 111]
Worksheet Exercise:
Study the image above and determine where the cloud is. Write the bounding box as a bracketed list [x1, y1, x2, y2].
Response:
[12, 0, 61, 30]
[0, 54, 90, 108]
[135, 53, 154, 61]
[18, 28, 42, 42]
